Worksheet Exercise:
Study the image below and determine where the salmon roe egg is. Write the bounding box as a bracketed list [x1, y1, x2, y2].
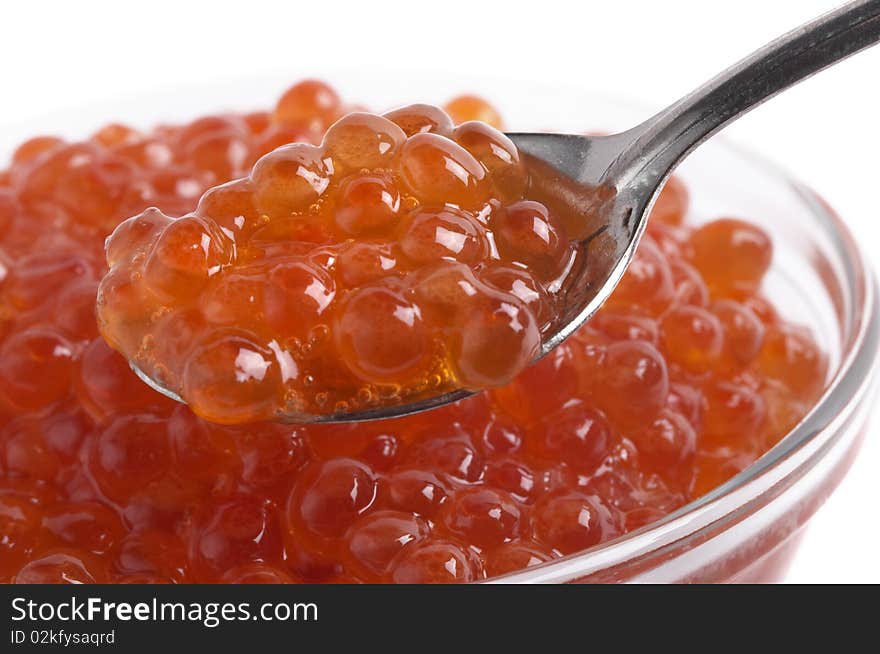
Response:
[689, 218, 773, 295]
[182, 332, 283, 425]
[451, 295, 541, 388]
[453, 121, 527, 197]
[390, 541, 481, 584]
[532, 491, 619, 554]
[399, 132, 490, 208]
[334, 173, 401, 235]
[334, 286, 431, 384]
[494, 200, 568, 280]
[383, 104, 455, 137]
[142, 215, 232, 300]
[0, 80, 826, 584]
[444, 95, 504, 129]
[273, 79, 343, 131]
[250, 143, 331, 216]
[399, 206, 486, 264]
[323, 113, 405, 170]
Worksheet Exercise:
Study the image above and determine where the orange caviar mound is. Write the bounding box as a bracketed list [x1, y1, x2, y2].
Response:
[0, 80, 827, 584]
[97, 105, 579, 424]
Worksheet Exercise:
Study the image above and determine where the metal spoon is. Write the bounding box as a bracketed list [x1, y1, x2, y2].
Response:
[134, 0, 880, 422]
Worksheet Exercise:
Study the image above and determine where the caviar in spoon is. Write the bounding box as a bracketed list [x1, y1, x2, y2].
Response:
[97, 106, 582, 424]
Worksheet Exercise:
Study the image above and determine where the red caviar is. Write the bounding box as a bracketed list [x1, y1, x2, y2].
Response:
[0, 80, 827, 584]
[97, 104, 575, 423]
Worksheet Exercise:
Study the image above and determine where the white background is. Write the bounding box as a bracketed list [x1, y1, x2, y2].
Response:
[2, 0, 877, 582]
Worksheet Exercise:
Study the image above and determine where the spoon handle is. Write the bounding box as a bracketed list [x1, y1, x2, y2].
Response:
[610, 0, 880, 188]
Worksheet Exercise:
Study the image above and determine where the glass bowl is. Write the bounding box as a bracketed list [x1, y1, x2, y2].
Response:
[3, 73, 877, 583]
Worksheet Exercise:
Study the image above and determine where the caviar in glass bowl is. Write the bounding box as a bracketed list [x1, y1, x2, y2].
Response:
[0, 79, 865, 585]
